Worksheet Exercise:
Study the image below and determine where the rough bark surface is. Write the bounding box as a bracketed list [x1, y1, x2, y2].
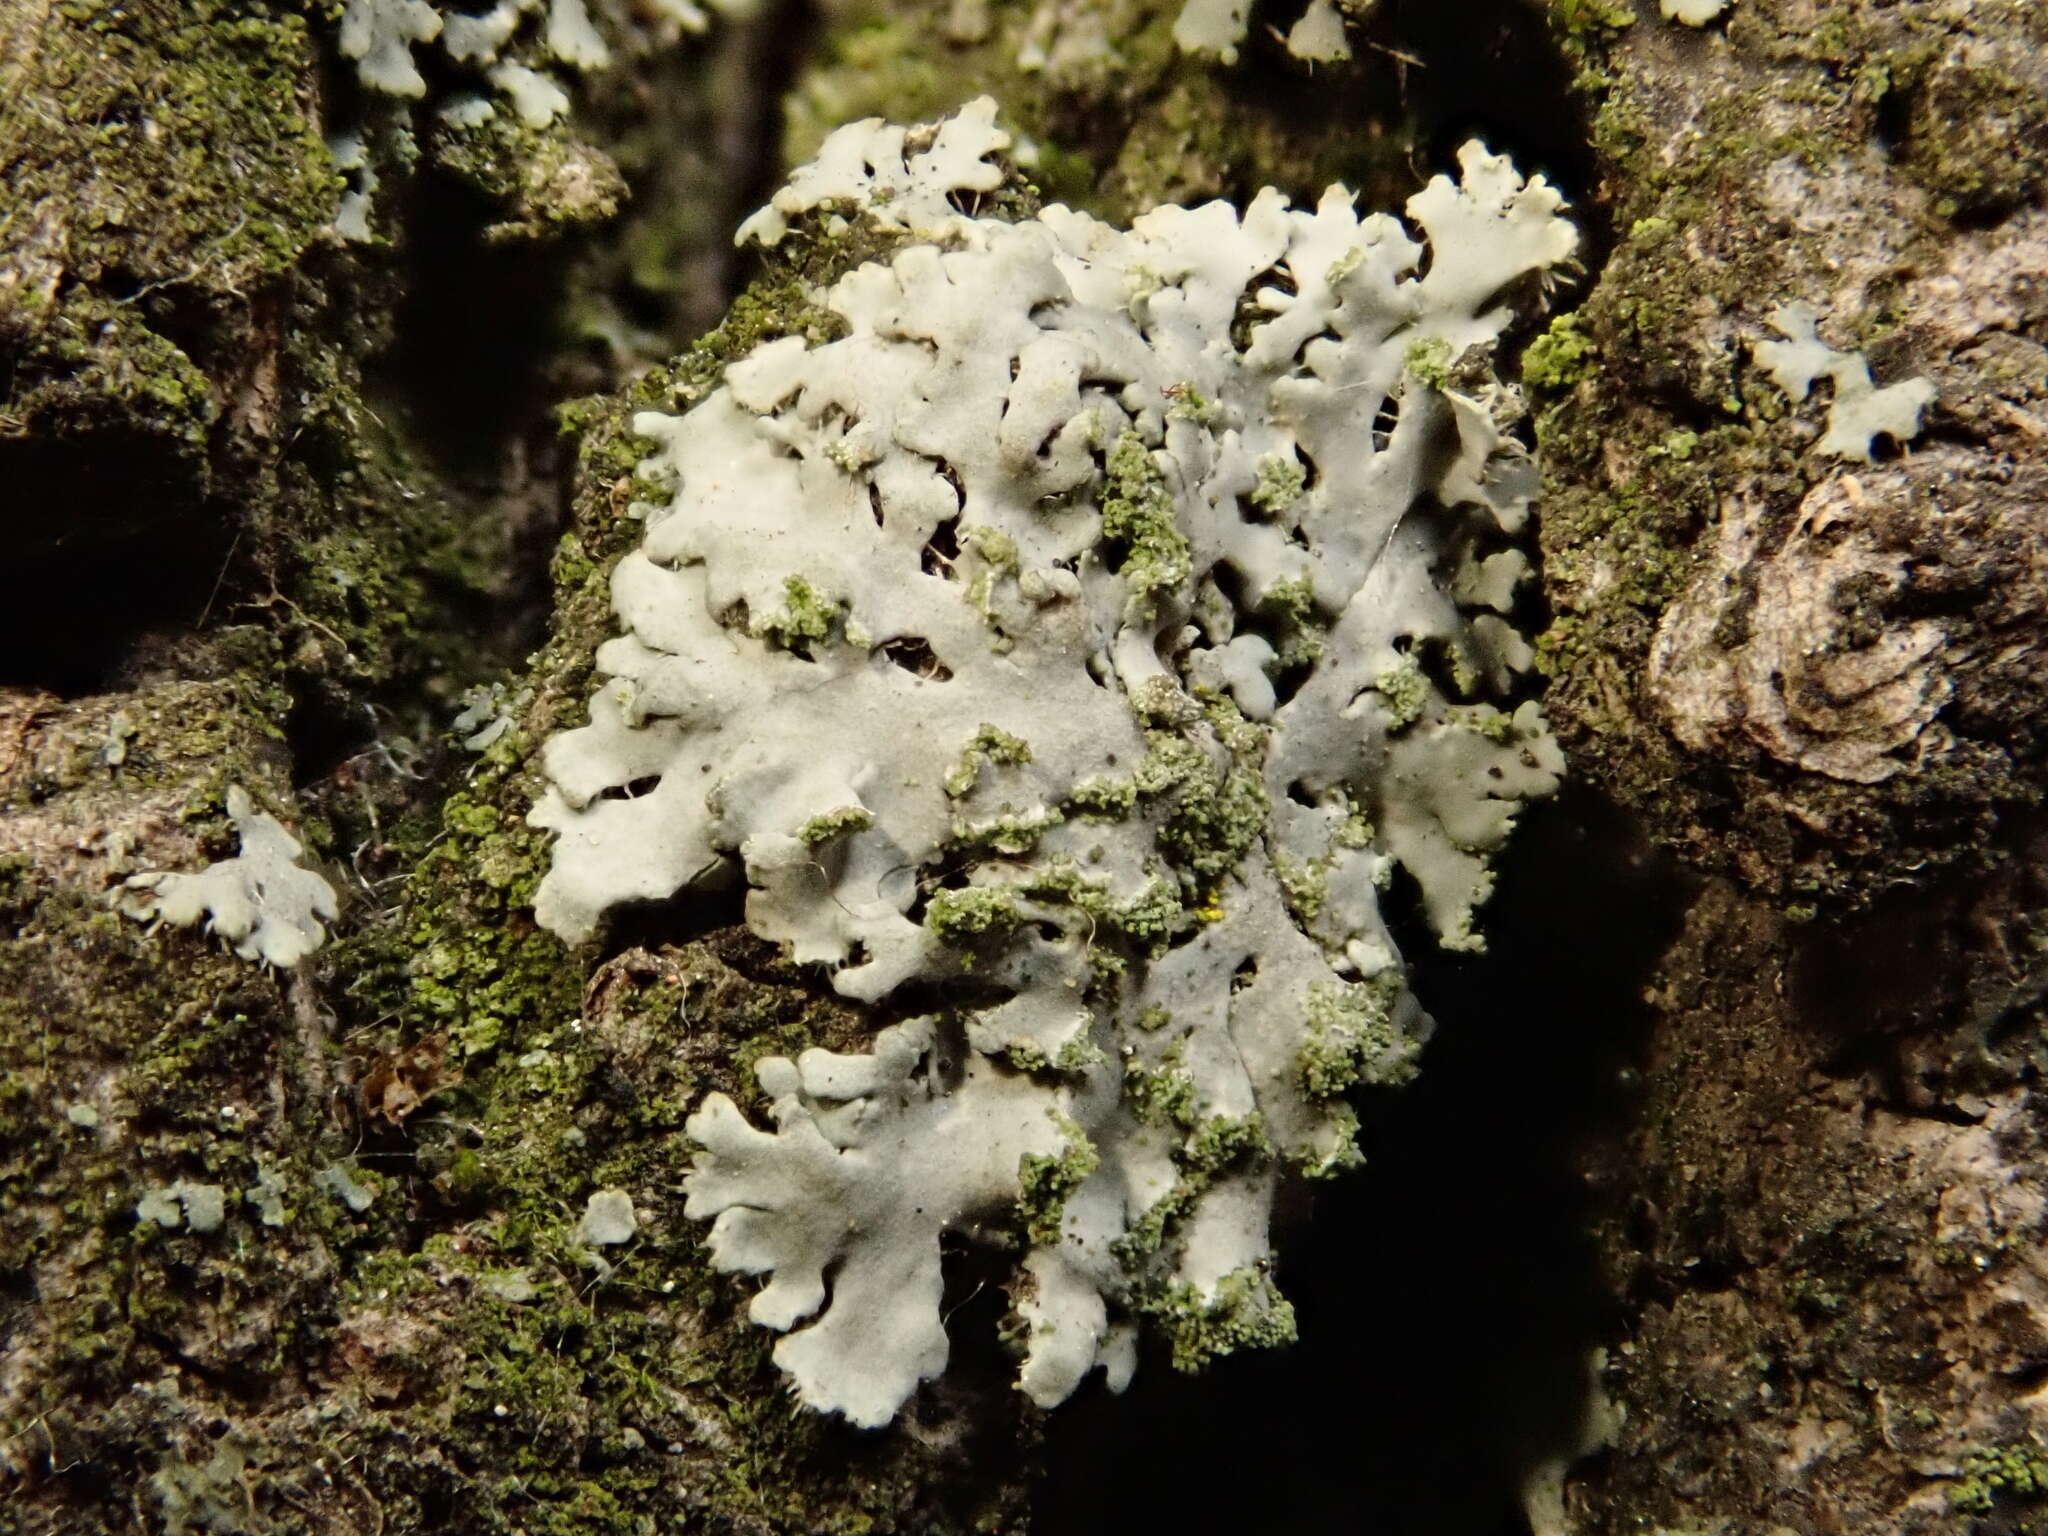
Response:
[1529, 3, 2048, 1532]
[0, 3, 1029, 1532]
[2, 0, 2045, 1532]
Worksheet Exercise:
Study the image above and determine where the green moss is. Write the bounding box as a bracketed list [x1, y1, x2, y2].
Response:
[1122, 1044, 1197, 1129]
[1134, 729, 1267, 888]
[1271, 850, 1331, 924]
[925, 885, 1026, 942]
[1404, 336, 1454, 390]
[360, 768, 582, 1061]
[1148, 1265, 1298, 1373]
[1250, 452, 1307, 513]
[1163, 381, 1218, 424]
[1021, 860, 1190, 954]
[1116, 1116, 1277, 1270]
[557, 395, 658, 485]
[1292, 1102, 1364, 1181]
[999, 1030, 1103, 1075]
[1180, 1113, 1272, 1176]
[1335, 800, 1375, 849]
[0, 3, 348, 599]
[1784, 1274, 1847, 1317]
[944, 723, 1034, 797]
[1880, 46, 2048, 218]
[1299, 978, 1415, 1098]
[424, 109, 626, 239]
[963, 523, 1021, 571]
[0, 809, 377, 1515]
[1374, 656, 1431, 730]
[1550, 0, 1634, 35]
[15, 4, 335, 285]
[1259, 576, 1327, 668]
[1065, 775, 1139, 821]
[330, 908, 1007, 1529]
[948, 806, 1065, 855]
[758, 575, 844, 648]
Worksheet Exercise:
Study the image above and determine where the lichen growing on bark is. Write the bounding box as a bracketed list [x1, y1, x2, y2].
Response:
[9, 0, 2044, 1529]
[1531, 0, 2048, 912]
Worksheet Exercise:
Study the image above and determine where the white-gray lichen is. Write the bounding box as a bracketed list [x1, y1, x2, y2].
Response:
[315, 1163, 377, 1213]
[116, 786, 339, 969]
[337, 0, 754, 107]
[576, 1188, 640, 1247]
[1755, 302, 1937, 462]
[339, 0, 613, 110]
[531, 101, 1570, 1426]
[734, 96, 1013, 248]
[328, 0, 749, 236]
[246, 1165, 290, 1228]
[1173, 0, 1366, 63]
[453, 681, 529, 751]
[136, 1181, 229, 1235]
[327, 133, 380, 244]
[1659, 0, 1731, 24]
[339, 0, 444, 97]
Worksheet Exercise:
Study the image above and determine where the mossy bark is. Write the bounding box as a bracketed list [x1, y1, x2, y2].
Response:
[4, 0, 2046, 1532]
[1530, 2, 2048, 1531]
[0, 4, 1023, 1533]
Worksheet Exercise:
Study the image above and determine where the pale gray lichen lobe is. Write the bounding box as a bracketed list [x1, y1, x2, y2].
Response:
[529, 101, 1570, 1426]
[116, 785, 339, 969]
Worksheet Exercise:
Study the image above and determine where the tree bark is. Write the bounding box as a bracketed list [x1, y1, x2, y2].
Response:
[2, 0, 2044, 1533]
[1534, 3, 2048, 1529]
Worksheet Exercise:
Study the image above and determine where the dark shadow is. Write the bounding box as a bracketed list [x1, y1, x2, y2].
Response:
[1036, 786, 1687, 1536]
[1789, 809, 2048, 1092]
[1375, 0, 1606, 229]
[1223, 0, 1610, 251]
[0, 506, 236, 695]
[368, 173, 580, 482]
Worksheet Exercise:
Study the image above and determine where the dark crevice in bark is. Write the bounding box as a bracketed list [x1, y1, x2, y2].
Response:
[371, 179, 581, 482]
[1376, 0, 1606, 227]
[0, 518, 239, 695]
[731, 0, 820, 274]
[602, 883, 752, 965]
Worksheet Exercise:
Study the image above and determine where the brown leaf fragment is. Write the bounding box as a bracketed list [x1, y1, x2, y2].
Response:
[361, 1031, 460, 1125]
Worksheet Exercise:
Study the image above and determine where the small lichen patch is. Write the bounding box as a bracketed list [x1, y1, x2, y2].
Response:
[315, 1163, 376, 1213]
[1754, 302, 1937, 462]
[1659, 0, 1730, 25]
[135, 1181, 229, 1235]
[798, 806, 877, 845]
[576, 1188, 639, 1247]
[115, 786, 339, 968]
[1102, 430, 1194, 613]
